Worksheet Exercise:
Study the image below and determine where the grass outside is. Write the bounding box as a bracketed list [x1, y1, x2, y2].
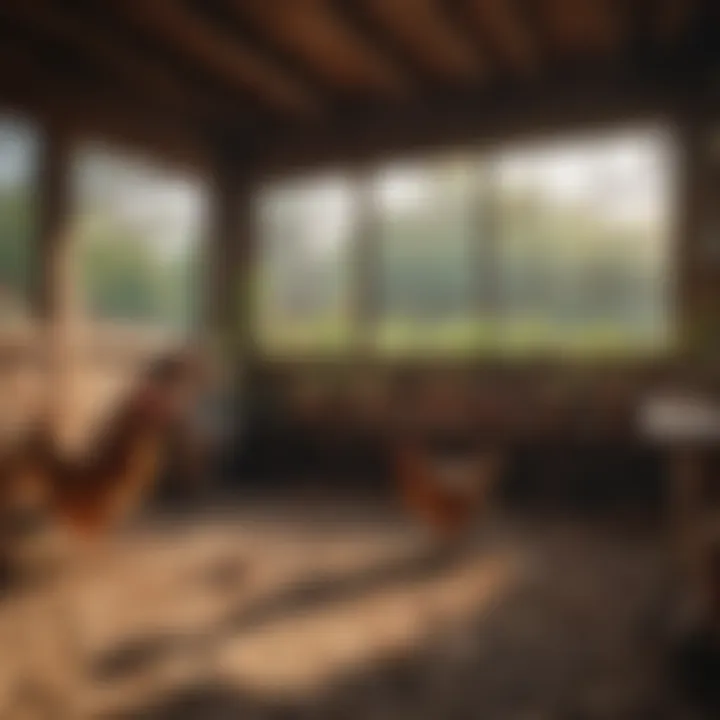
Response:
[256, 317, 672, 362]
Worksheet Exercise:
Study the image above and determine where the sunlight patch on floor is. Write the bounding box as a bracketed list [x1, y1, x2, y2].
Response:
[215, 551, 521, 696]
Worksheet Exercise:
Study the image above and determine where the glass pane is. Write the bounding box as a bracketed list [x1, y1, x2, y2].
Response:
[251, 129, 674, 361]
[0, 116, 39, 318]
[73, 146, 205, 331]
[254, 175, 355, 354]
[372, 155, 480, 356]
[494, 130, 674, 358]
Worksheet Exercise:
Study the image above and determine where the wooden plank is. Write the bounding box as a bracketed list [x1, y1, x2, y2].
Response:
[187, 0, 336, 102]
[536, 0, 624, 56]
[113, 0, 318, 114]
[462, 0, 540, 75]
[674, 112, 706, 354]
[329, 0, 426, 88]
[621, 0, 706, 69]
[350, 171, 380, 351]
[361, 0, 484, 82]
[34, 129, 71, 324]
[0, 0, 230, 124]
[204, 164, 242, 345]
[203, 158, 257, 453]
[653, 0, 698, 47]
[228, 0, 409, 95]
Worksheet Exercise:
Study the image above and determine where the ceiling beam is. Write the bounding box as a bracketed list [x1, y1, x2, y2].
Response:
[625, 0, 719, 85]
[457, 0, 540, 77]
[357, 0, 485, 84]
[225, 0, 409, 97]
[250, 66, 712, 177]
[0, 41, 211, 172]
[111, 0, 318, 115]
[328, 0, 428, 89]
[0, 0, 232, 127]
[653, 0, 698, 47]
[188, 0, 337, 104]
[534, 0, 624, 57]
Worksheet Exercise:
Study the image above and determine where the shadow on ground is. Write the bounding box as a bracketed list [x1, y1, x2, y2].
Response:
[101, 524, 709, 720]
[93, 540, 473, 682]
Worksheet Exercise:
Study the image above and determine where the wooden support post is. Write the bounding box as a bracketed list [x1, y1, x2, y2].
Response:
[33, 125, 75, 448]
[204, 164, 255, 372]
[201, 157, 256, 484]
[204, 164, 236, 354]
[664, 116, 713, 616]
[674, 111, 706, 358]
[351, 169, 379, 355]
[233, 180, 256, 371]
[472, 160, 498, 340]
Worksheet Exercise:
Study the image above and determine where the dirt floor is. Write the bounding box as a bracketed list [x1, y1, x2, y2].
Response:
[0, 496, 707, 719]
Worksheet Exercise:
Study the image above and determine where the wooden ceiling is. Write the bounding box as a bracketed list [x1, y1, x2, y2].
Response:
[0, 0, 718, 169]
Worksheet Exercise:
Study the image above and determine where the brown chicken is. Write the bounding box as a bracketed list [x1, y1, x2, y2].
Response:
[393, 373, 501, 540]
[0, 350, 205, 577]
[396, 434, 499, 540]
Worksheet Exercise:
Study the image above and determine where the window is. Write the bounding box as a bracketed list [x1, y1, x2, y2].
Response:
[0, 115, 39, 317]
[73, 146, 205, 331]
[373, 157, 481, 356]
[494, 131, 674, 357]
[254, 175, 356, 354]
[254, 128, 674, 359]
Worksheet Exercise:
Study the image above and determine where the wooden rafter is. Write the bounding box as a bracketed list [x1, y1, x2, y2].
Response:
[360, 0, 484, 83]
[586, 0, 626, 52]
[251, 65, 707, 175]
[623, 0, 713, 76]
[187, 0, 335, 102]
[460, 0, 540, 76]
[0, 0, 715, 170]
[328, 0, 428, 89]
[111, 0, 318, 114]
[0, 0, 231, 125]
[225, 0, 409, 96]
[535, 0, 625, 56]
[652, 0, 698, 46]
[0, 41, 209, 170]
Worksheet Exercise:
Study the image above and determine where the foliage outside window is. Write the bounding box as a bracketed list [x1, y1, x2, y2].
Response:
[255, 129, 675, 359]
[254, 175, 356, 354]
[73, 146, 205, 331]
